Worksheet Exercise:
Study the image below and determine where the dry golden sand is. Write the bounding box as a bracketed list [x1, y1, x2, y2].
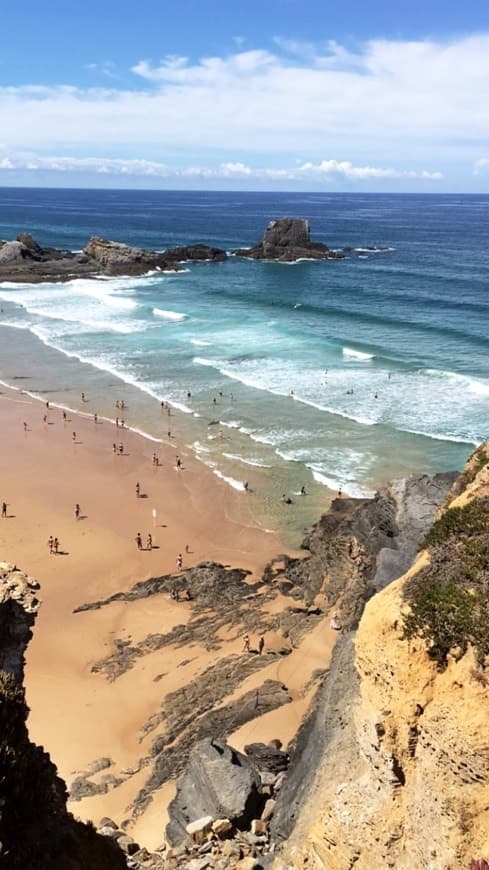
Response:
[0, 385, 337, 848]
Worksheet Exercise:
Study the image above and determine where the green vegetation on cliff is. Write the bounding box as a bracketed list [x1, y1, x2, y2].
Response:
[402, 498, 489, 667]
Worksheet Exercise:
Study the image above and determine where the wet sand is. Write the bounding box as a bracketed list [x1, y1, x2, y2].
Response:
[0, 384, 337, 848]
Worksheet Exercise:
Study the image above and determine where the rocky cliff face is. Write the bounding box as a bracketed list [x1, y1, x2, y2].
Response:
[272, 445, 489, 870]
[0, 563, 127, 870]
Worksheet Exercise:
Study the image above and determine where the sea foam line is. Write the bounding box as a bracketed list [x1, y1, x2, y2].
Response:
[153, 308, 188, 322]
[21, 323, 194, 417]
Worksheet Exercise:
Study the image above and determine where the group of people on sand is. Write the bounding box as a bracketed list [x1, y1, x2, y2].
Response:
[242, 634, 265, 655]
[47, 535, 61, 555]
[135, 532, 153, 551]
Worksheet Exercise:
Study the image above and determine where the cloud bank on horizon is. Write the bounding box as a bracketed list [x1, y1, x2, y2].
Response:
[1, 33, 489, 190]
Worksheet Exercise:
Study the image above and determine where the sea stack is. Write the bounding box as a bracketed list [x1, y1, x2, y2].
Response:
[233, 217, 344, 262]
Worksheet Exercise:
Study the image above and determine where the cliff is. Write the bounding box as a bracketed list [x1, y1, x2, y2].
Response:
[272, 444, 489, 870]
[0, 563, 127, 870]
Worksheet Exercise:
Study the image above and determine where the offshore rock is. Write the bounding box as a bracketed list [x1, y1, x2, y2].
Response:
[232, 218, 344, 262]
[0, 233, 227, 282]
[166, 738, 263, 847]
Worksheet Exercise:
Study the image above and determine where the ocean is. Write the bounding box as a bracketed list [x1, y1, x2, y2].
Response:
[0, 188, 487, 544]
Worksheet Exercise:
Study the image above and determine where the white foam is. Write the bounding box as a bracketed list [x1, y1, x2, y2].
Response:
[220, 420, 241, 429]
[342, 347, 374, 361]
[307, 466, 375, 498]
[153, 308, 188, 322]
[212, 468, 247, 491]
[222, 452, 272, 468]
[190, 338, 211, 346]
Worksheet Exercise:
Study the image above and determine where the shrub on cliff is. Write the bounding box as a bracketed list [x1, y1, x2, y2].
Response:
[403, 499, 489, 668]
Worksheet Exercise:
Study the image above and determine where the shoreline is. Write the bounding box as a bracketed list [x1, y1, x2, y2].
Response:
[0, 383, 338, 845]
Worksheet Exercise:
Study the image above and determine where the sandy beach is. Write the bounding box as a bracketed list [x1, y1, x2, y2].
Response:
[0, 383, 337, 848]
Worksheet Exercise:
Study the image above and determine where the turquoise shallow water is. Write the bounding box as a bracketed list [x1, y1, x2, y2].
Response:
[0, 189, 487, 543]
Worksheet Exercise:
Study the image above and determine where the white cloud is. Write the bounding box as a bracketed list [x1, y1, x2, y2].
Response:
[0, 34, 488, 184]
[474, 158, 489, 173]
[0, 151, 442, 182]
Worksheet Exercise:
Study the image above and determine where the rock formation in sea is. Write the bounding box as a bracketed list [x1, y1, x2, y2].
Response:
[232, 218, 344, 262]
[0, 233, 227, 282]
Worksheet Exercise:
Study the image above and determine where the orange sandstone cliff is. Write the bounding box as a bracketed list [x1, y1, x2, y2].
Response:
[272, 444, 489, 870]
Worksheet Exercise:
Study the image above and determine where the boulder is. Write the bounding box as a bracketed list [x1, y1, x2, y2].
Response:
[186, 815, 214, 844]
[117, 834, 140, 855]
[212, 818, 233, 838]
[251, 819, 268, 836]
[243, 742, 289, 773]
[166, 738, 263, 846]
[261, 798, 276, 821]
[0, 240, 28, 264]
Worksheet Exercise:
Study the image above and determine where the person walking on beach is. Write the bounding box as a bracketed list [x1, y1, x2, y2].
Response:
[146, 533, 152, 550]
[48, 535, 54, 554]
[112, 442, 117, 453]
[177, 553, 183, 570]
[94, 413, 98, 424]
[176, 455, 182, 470]
[63, 411, 67, 421]
[1, 502, 7, 518]
[258, 636, 265, 655]
[136, 482, 141, 498]
[119, 443, 124, 454]
[185, 543, 190, 554]
[136, 532, 143, 550]
[72, 431, 76, 442]
[23, 422, 28, 432]
[74, 503, 80, 520]
[243, 634, 250, 653]
[43, 415, 47, 424]
[53, 537, 59, 555]
[81, 392, 86, 402]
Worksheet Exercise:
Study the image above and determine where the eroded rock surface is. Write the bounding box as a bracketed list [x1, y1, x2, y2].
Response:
[271, 448, 489, 870]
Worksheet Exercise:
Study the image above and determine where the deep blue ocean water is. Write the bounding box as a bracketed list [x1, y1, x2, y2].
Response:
[0, 188, 487, 540]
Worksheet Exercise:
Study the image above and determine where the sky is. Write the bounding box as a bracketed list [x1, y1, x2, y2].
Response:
[1, 0, 489, 191]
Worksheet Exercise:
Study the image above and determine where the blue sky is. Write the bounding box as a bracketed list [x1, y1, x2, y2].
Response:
[1, 0, 489, 191]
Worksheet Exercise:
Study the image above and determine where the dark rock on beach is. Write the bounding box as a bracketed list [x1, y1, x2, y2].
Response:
[166, 738, 263, 846]
[0, 233, 227, 282]
[232, 218, 344, 262]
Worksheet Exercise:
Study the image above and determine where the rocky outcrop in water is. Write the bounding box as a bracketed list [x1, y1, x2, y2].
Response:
[0, 563, 127, 869]
[0, 233, 227, 282]
[232, 218, 344, 262]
